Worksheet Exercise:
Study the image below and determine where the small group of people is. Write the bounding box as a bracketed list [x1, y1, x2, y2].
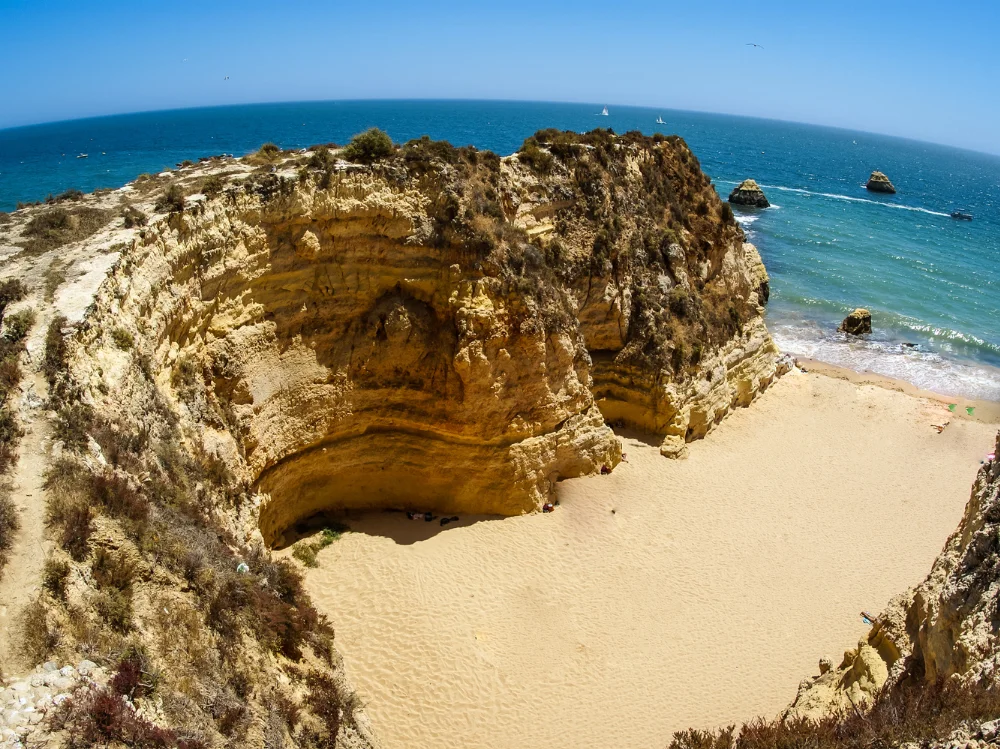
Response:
[405, 510, 461, 527]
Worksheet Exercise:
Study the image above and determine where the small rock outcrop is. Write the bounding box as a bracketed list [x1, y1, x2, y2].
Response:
[728, 179, 770, 208]
[839, 308, 872, 335]
[866, 171, 896, 194]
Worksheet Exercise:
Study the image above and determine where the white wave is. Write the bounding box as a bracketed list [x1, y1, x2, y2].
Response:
[734, 214, 759, 226]
[770, 325, 1000, 402]
[759, 184, 950, 217]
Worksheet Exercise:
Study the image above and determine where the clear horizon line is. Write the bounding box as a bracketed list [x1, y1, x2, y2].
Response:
[2, 96, 999, 160]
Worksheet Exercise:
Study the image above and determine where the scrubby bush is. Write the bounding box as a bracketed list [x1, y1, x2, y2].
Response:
[669, 680, 1000, 749]
[56, 501, 93, 561]
[3, 308, 36, 343]
[43, 315, 69, 401]
[111, 327, 134, 350]
[342, 128, 394, 164]
[94, 587, 134, 633]
[200, 174, 225, 197]
[22, 205, 111, 255]
[122, 205, 148, 228]
[518, 138, 554, 174]
[53, 402, 95, 451]
[42, 557, 71, 600]
[0, 278, 27, 318]
[0, 488, 19, 577]
[18, 596, 59, 662]
[155, 184, 186, 214]
[92, 547, 137, 591]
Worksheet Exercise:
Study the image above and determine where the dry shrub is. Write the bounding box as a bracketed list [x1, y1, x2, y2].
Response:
[53, 401, 95, 450]
[0, 485, 19, 576]
[42, 556, 71, 600]
[92, 547, 137, 591]
[155, 184, 186, 214]
[50, 683, 205, 749]
[122, 205, 148, 228]
[19, 596, 60, 662]
[669, 679, 1000, 749]
[93, 588, 134, 633]
[43, 314, 69, 395]
[342, 128, 394, 164]
[21, 205, 112, 255]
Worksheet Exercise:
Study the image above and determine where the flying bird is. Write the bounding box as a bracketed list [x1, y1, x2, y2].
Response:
[224, 76, 230, 80]
[746, 43, 764, 48]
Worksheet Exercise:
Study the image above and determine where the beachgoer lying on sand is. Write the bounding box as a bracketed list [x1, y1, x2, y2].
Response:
[931, 421, 950, 434]
[600, 465, 611, 475]
[542, 503, 555, 513]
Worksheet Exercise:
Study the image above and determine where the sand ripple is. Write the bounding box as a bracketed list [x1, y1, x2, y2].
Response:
[304, 372, 997, 749]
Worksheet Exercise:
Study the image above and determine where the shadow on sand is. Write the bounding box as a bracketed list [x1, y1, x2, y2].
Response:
[279, 508, 507, 548]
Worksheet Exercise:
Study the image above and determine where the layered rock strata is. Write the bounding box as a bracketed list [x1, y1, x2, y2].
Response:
[866, 170, 897, 193]
[728, 179, 770, 208]
[73, 130, 781, 546]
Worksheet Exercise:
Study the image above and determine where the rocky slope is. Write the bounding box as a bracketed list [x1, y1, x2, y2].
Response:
[0, 129, 782, 746]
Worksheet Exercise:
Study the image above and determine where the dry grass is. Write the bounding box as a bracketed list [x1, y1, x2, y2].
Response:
[669, 679, 1000, 749]
[19, 205, 112, 256]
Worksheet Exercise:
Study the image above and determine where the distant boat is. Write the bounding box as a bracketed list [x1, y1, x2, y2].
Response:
[599, 106, 609, 116]
[656, 116, 665, 124]
[950, 210, 973, 221]
[76, 153, 88, 159]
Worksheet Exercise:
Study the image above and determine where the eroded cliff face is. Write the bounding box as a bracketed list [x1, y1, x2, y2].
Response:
[906, 434, 1000, 685]
[73, 131, 779, 546]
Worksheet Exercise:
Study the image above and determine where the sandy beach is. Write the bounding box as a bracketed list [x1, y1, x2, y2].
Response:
[301, 369, 999, 749]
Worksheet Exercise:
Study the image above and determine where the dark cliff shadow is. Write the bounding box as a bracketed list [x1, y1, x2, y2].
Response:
[279, 508, 506, 548]
[611, 425, 664, 449]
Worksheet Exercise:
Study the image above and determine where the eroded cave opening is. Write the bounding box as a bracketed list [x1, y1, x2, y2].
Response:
[157, 208, 619, 548]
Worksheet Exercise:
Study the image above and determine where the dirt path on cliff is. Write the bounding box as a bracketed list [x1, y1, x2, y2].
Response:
[0, 369, 51, 672]
[303, 370, 999, 749]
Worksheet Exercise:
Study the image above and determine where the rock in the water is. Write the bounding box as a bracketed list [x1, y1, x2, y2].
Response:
[839, 308, 872, 335]
[728, 178, 770, 208]
[866, 171, 896, 194]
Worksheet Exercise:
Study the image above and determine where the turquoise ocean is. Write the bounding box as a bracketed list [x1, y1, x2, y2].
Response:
[1, 100, 998, 400]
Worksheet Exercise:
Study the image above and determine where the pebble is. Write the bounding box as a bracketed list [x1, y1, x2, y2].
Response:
[0, 659, 107, 746]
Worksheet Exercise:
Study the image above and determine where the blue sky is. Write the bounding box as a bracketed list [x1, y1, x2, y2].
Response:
[2, 0, 998, 154]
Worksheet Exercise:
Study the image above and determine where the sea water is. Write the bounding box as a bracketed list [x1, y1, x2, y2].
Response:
[1, 100, 998, 399]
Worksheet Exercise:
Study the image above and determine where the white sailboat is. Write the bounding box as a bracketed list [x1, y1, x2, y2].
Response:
[599, 105, 609, 116]
[656, 116, 665, 124]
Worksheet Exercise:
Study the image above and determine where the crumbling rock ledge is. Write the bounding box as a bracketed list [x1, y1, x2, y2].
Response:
[74, 130, 782, 546]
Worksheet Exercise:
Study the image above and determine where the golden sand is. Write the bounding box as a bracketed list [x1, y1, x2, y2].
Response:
[302, 370, 998, 749]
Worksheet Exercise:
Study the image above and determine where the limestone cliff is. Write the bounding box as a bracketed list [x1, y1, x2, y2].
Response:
[0, 130, 782, 747]
[74, 130, 780, 545]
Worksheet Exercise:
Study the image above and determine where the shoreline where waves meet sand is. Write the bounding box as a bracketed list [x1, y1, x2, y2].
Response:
[298, 368, 1000, 749]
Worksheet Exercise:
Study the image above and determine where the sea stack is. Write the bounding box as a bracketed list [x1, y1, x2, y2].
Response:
[865, 171, 896, 194]
[728, 179, 770, 208]
[839, 308, 872, 335]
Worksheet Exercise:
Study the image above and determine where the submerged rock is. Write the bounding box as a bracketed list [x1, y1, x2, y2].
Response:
[728, 179, 770, 208]
[839, 308, 872, 335]
[865, 171, 896, 194]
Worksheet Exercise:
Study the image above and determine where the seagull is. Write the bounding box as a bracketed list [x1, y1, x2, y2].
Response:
[224, 76, 230, 80]
[746, 43, 764, 48]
